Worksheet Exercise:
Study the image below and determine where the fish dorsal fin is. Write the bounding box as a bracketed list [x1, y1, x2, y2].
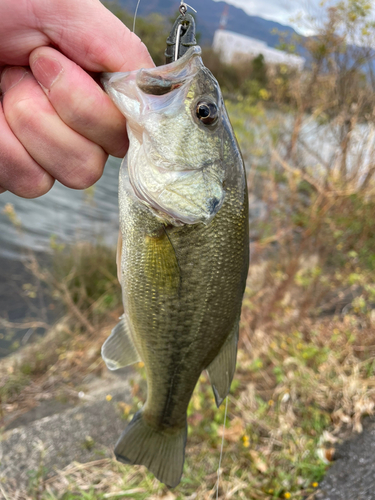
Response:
[116, 230, 122, 284]
[206, 322, 239, 408]
[102, 315, 141, 370]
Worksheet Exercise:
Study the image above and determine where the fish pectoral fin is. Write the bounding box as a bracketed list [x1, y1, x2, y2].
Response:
[101, 315, 140, 370]
[115, 410, 187, 488]
[206, 322, 239, 408]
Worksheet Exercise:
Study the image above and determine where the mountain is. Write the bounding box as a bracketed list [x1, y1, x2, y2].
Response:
[116, 0, 299, 47]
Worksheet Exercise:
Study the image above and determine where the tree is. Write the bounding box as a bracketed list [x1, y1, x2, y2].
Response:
[103, 1, 169, 66]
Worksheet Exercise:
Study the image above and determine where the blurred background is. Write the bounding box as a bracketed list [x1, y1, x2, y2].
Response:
[1, 1, 375, 499]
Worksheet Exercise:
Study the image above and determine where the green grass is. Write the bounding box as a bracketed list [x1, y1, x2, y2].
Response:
[2, 97, 375, 499]
[19, 304, 371, 500]
[0, 371, 29, 400]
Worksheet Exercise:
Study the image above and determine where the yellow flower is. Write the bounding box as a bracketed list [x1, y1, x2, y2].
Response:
[106, 394, 112, 401]
[259, 88, 270, 100]
[138, 361, 145, 368]
[312, 482, 318, 488]
[118, 402, 132, 416]
[242, 435, 250, 448]
[284, 493, 291, 499]
[268, 399, 274, 406]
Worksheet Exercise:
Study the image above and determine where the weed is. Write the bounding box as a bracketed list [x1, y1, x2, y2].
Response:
[0, 372, 29, 400]
[2, 2, 375, 498]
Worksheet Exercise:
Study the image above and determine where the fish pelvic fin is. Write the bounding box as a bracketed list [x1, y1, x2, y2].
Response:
[207, 322, 239, 408]
[101, 315, 140, 370]
[115, 410, 187, 488]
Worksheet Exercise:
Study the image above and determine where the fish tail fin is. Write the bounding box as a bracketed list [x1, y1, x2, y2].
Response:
[115, 410, 187, 488]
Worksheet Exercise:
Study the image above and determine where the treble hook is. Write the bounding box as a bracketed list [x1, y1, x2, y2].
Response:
[165, 2, 197, 64]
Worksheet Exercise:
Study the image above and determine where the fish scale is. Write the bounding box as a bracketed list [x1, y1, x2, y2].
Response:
[101, 45, 249, 487]
[121, 185, 247, 425]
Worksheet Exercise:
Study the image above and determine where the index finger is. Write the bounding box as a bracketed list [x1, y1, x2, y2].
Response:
[0, 0, 154, 73]
[40, 0, 154, 72]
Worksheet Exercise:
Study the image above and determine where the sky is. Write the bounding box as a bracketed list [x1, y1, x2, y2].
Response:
[212, 0, 336, 34]
[214, 0, 375, 40]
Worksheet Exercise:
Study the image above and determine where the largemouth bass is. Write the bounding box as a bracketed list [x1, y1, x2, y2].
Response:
[102, 45, 249, 488]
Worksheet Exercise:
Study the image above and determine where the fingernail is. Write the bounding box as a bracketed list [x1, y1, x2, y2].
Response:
[32, 56, 63, 90]
[1, 67, 27, 93]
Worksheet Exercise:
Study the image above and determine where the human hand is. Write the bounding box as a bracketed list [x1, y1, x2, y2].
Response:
[0, 0, 153, 197]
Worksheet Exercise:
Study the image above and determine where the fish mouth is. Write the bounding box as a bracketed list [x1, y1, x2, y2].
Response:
[102, 46, 203, 98]
[136, 46, 202, 87]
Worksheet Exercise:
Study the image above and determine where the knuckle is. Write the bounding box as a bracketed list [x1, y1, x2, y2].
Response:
[64, 86, 104, 130]
[16, 170, 54, 199]
[0, 137, 54, 198]
[1, 161, 54, 198]
[6, 95, 44, 132]
[22, 181, 54, 198]
[61, 148, 107, 189]
[6, 96, 31, 124]
[109, 138, 128, 158]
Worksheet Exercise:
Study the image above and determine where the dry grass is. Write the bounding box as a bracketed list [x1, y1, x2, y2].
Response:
[2, 112, 375, 500]
[5, 314, 375, 500]
[3, 99, 375, 498]
[0, 307, 122, 427]
[3, 3, 375, 494]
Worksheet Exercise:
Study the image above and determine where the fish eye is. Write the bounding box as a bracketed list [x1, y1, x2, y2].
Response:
[196, 101, 218, 125]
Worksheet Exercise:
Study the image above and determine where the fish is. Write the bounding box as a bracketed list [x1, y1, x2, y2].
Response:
[101, 45, 249, 488]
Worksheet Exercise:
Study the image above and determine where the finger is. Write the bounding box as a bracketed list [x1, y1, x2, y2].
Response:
[0, 187, 7, 194]
[0, 70, 54, 198]
[38, 0, 154, 72]
[1, 67, 107, 190]
[30, 46, 128, 158]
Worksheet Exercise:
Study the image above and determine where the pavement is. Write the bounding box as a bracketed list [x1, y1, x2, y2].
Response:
[316, 418, 375, 500]
[2, 369, 375, 499]
[0, 372, 133, 494]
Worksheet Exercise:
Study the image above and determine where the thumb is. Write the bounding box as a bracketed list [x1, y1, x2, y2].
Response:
[38, 0, 154, 72]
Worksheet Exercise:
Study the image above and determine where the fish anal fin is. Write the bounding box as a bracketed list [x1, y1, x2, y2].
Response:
[101, 315, 140, 370]
[115, 410, 187, 488]
[207, 323, 239, 408]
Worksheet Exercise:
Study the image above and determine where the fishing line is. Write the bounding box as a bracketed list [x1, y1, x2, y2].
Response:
[132, 0, 142, 33]
[216, 396, 228, 499]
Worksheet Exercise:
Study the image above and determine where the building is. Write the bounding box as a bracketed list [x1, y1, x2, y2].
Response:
[213, 29, 305, 71]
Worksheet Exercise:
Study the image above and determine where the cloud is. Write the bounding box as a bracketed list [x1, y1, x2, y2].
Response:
[213, 0, 332, 34]
[213, 0, 375, 43]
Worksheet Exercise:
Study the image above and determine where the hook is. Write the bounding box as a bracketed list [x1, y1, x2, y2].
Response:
[165, 3, 197, 64]
[179, 1, 197, 16]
